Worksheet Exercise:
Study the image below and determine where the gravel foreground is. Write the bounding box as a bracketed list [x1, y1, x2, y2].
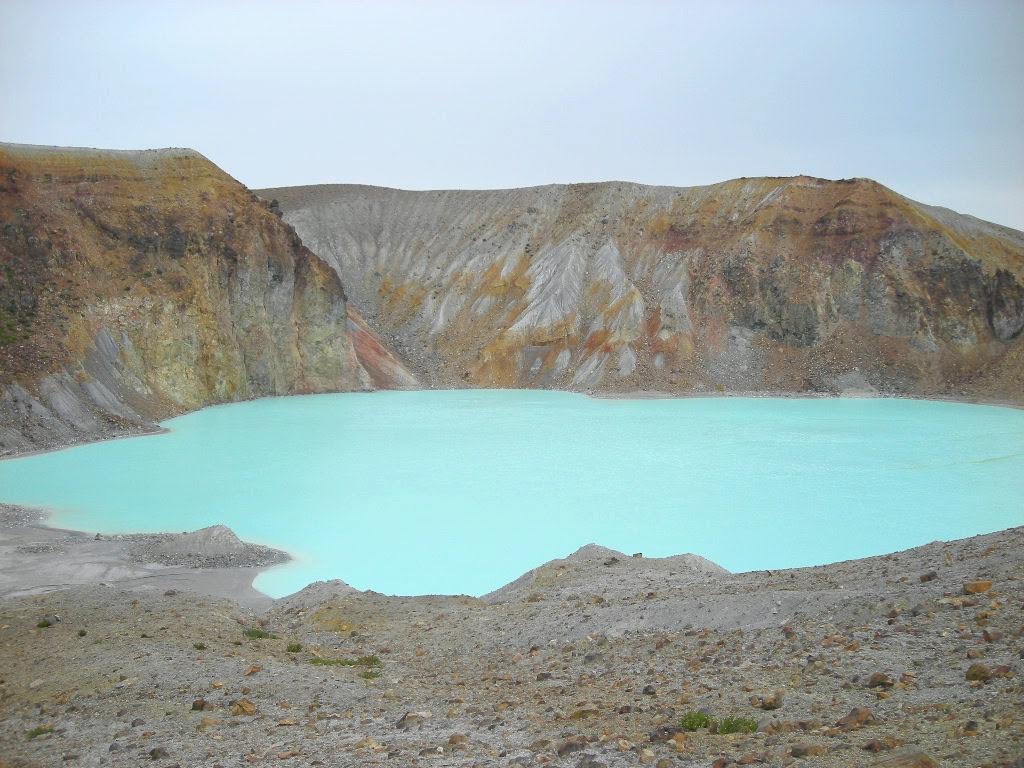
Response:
[0, 515, 1021, 768]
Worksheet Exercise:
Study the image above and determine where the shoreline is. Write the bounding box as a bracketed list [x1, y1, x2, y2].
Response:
[587, 387, 1024, 410]
[5, 500, 1023, 611]
[0, 504, 286, 610]
[3, 387, 1022, 463]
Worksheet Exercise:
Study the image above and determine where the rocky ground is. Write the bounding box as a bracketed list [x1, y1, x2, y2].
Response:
[0, 515, 1021, 768]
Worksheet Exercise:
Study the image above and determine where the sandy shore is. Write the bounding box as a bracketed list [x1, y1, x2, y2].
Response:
[0, 505, 284, 610]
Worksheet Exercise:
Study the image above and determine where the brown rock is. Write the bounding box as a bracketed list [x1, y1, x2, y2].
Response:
[191, 699, 210, 711]
[835, 707, 876, 730]
[790, 744, 825, 758]
[965, 663, 991, 682]
[396, 710, 432, 729]
[867, 672, 894, 689]
[863, 736, 900, 752]
[556, 735, 588, 756]
[751, 690, 784, 710]
[230, 699, 257, 716]
[963, 580, 993, 594]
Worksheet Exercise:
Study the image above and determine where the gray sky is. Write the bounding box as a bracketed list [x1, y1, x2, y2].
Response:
[2, 0, 1022, 229]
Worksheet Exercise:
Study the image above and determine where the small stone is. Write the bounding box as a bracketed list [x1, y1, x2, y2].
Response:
[963, 580, 993, 594]
[556, 735, 588, 757]
[191, 699, 209, 711]
[867, 672, 894, 689]
[982, 629, 1003, 643]
[835, 707, 876, 730]
[642, 684, 657, 695]
[396, 710, 432, 729]
[965, 663, 991, 682]
[148, 747, 169, 760]
[751, 690, 784, 710]
[918, 571, 937, 582]
[790, 744, 825, 758]
[230, 698, 256, 716]
[244, 664, 262, 676]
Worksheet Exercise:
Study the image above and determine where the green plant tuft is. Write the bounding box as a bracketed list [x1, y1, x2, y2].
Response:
[717, 716, 758, 734]
[36, 620, 51, 628]
[193, 642, 207, 650]
[243, 628, 277, 640]
[680, 711, 713, 731]
[286, 643, 302, 653]
[310, 657, 356, 666]
[26, 725, 53, 740]
[359, 669, 381, 680]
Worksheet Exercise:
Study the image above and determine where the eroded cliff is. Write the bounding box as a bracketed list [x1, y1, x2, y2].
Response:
[261, 179, 1024, 400]
[0, 144, 415, 455]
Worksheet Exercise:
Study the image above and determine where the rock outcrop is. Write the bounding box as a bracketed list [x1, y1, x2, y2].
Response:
[260, 179, 1024, 401]
[0, 144, 415, 455]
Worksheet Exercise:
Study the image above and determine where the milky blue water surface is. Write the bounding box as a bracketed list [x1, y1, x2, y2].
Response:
[1, 391, 1022, 597]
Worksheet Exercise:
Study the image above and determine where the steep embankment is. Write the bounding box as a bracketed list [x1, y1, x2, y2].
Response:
[260, 179, 1024, 400]
[0, 144, 414, 456]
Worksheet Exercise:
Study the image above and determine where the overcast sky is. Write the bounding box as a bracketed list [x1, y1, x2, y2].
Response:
[1, 0, 1022, 229]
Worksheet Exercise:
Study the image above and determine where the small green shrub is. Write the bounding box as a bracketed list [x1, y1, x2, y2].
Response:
[193, 642, 207, 650]
[717, 716, 758, 734]
[243, 628, 277, 640]
[359, 669, 381, 680]
[286, 643, 302, 653]
[36, 620, 51, 629]
[356, 655, 382, 667]
[310, 657, 356, 666]
[680, 711, 712, 731]
[77, 629, 87, 637]
[26, 725, 53, 740]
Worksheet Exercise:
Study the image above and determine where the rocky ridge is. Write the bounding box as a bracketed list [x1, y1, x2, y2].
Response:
[0, 144, 415, 456]
[260, 179, 1024, 401]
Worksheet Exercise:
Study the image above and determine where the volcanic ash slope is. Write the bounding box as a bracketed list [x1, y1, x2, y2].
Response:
[261, 179, 1024, 401]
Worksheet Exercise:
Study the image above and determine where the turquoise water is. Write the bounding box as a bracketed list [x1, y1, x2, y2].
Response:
[1, 391, 1022, 598]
